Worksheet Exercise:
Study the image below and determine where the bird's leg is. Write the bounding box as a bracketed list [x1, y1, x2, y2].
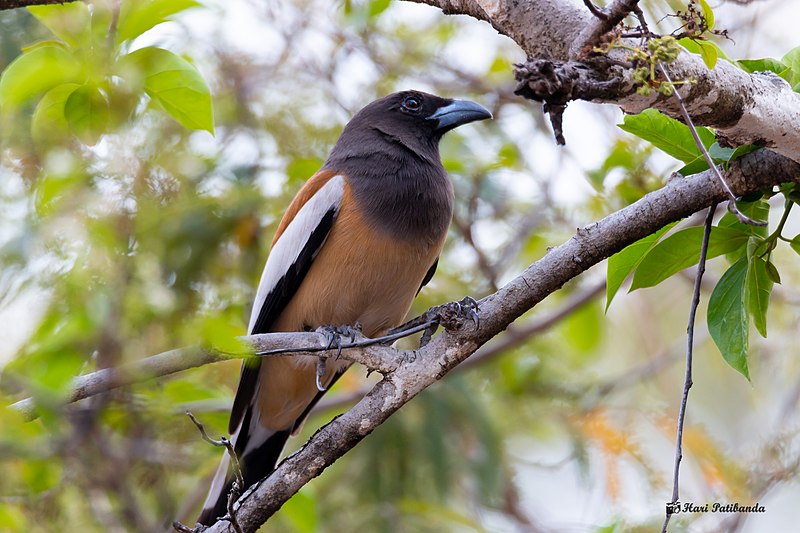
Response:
[392, 296, 480, 347]
[315, 324, 361, 391]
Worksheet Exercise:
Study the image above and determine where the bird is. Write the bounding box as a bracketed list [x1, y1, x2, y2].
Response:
[197, 90, 491, 526]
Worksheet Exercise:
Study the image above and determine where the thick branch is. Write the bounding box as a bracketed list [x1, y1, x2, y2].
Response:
[203, 149, 800, 532]
[408, 0, 800, 163]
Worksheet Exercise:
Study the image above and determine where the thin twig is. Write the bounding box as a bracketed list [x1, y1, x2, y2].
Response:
[658, 63, 766, 227]
[582, 0, 608, 20]
[0, 0, 80, 9]
[184, 412, 244, 533]
[573, 0, 641, 58]
[662, 203, 716, 533]
[252, 320, 437, 357]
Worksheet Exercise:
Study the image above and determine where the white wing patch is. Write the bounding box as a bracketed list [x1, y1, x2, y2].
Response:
[247, 175, 345, 333]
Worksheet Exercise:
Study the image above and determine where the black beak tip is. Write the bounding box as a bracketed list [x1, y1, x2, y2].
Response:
[429, 99, 492, 133]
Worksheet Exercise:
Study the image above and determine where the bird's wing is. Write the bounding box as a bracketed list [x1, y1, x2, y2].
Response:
[417, 257, 439, 294]
[229, 171, 345, 434]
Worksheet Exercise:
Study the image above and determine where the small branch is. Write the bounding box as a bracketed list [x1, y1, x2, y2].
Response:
[0, 0, 80, 9]
[662, 203, 716, 533]
[185, 412, 244, 491]
[253, 320, 435, 360]
[183, 412, 244, 533]
[572, 0, 641, 58]
[514, 58, 625, 145]
[582, 0, 608, 20]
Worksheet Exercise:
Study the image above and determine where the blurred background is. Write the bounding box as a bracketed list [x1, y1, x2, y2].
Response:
[1, 0, 799, 531]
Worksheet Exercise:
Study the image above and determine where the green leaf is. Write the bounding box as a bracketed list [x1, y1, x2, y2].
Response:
[630, 226, 749, 290]
[708, 258, 750, 380]
[745, 256, 772, 337]
[697, 0, 715, 29]
[708, 142, 735, 161]
[606, 222, 676, 309]
[21, 38, 70, 54]
[745, 256, 773, 337]
[726, 143, 760, 167]
[619, 109, 715, 163]
[677, 154, 709, 176]
[117, 46, 214, 133]
[790, 234, 800, 255]
[679, 38, 728, 70]
[64, 84, 110, 145]
[695, 40, 718, 69]
[781, 46, 800, 87]
[676, 141, 742, 175]
[31, 83, 80, 144]
[200, 314, 249, 355]
[765, 260, 781, 284]
[27, 2, 91, 48]
[116, 0, 200, 44]
[0, 45, 84, 109]
[738, 57, 789, 77]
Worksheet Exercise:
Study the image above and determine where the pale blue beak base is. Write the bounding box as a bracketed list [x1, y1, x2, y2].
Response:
[428, 99, 493, 133]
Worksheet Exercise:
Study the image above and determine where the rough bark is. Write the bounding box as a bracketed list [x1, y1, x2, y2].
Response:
[409, 0, 800, 163]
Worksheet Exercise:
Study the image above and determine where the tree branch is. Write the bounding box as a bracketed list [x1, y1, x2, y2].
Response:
[573, 0, 641, 58]
[408, 0, 800, 163]
[200, 149, 800, 532]
[0, 0, 81, 10]
[9, 328, 419, 421]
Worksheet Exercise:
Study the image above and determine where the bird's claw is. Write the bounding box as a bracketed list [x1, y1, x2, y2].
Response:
[315, 357, 327, 392]
[316, 324, 360, 391]
[437, 296, 480, 331]
[417, 296, 480, 347]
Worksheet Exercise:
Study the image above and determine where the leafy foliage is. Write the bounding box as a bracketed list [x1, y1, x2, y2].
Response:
[615, 103, 794, 378]
[0, 0, 211, 147]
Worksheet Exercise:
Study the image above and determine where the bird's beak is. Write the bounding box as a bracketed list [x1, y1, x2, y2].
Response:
[428, 99, 492, 134]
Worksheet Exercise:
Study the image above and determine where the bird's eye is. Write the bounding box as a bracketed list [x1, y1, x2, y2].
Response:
[402, 96, 422, 112]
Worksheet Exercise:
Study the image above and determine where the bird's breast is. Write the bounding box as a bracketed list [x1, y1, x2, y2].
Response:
[256, 177, 448, 431]
[272, 178, 446, 338]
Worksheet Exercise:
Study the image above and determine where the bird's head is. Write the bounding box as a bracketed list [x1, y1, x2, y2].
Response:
[330, 90, 492, 162]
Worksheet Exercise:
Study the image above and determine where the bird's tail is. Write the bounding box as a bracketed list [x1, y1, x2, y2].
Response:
[196, 408, 291, 527]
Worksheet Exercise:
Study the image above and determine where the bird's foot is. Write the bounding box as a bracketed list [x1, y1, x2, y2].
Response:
[314, 324, 360, 391]
[392, 296, 480, 347]
[434, 296, 480, 330]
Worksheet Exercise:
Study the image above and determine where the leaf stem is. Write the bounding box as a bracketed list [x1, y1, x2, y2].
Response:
[766, 198, 794, 244]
